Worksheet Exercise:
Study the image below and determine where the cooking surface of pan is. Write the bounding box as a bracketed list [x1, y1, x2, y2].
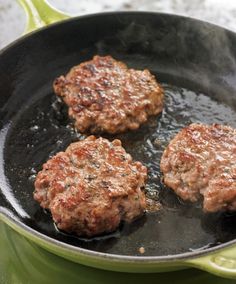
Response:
[0, 12, 236, 257]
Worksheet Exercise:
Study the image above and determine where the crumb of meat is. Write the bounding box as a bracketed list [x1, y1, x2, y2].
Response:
[146, 198, 162, 212]
[139, 246, 145, 254]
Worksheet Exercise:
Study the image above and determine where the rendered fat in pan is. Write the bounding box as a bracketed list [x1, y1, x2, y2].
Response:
[0, 0, 236, 279]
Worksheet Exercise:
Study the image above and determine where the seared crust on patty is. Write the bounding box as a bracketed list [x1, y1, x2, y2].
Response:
[53, 55, 163, 134]
[160, 123, 236, 212]
[34, 136, 147, 237]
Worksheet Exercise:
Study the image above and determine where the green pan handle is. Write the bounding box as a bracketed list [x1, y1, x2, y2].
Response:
[185, 244, 236, 279]
[17, 0, 70, 33]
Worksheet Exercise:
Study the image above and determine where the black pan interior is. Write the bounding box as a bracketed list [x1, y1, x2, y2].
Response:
[0, 12, 236, 257]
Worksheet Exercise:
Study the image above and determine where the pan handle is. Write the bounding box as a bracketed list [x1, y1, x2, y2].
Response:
[17, 0, 70, 33]
[185, 244, 236, 279]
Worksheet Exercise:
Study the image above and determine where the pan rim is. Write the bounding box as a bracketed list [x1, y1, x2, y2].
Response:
[1, 10, 236, 57]
[1, 10, 236, 261]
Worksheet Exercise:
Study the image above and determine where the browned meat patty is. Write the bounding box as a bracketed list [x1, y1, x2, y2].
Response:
[34, 136, 147, 237]
[53, 55, 163, 134]
[160, 123, 236, 212]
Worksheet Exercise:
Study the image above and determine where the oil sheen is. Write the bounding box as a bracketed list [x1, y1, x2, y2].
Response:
[3, 83, 236, 256]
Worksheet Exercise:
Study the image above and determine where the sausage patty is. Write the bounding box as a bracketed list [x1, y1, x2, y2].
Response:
[160, 123, 236, 212]
[53, 55, 163, 134]
[34, 136, 147, 237]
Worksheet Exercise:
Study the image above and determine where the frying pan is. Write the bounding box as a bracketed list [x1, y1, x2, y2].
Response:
[0, 0, 236, 279]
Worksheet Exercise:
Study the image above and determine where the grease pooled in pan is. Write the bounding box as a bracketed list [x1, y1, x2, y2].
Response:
[3, 83, 236, 256]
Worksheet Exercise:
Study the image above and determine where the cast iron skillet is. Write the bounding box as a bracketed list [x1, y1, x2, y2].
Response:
[0, 0, 236, 279]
